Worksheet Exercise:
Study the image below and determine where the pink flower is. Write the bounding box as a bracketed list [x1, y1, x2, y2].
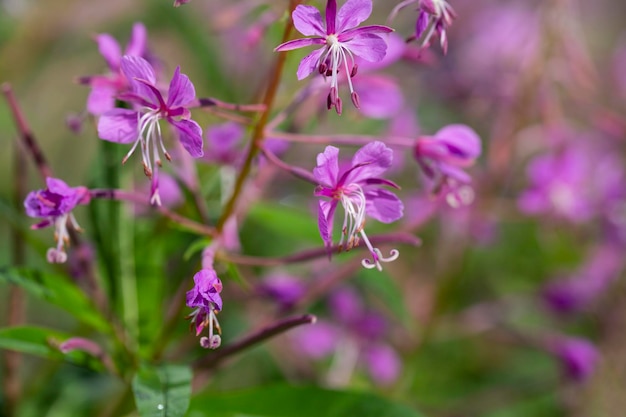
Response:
[414, 124, 481, 205]
[390, 0, 456, 53]
[314, 142, 404, 270]
[24, 178, 91, 263]
[97, 56, 203, 205]
[275, 0, 393, 114]
[79, 23, 148, 115]
[186, 269, 223, 349]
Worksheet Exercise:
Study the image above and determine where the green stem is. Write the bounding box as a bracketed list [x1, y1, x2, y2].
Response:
[215, 0, 302, 232]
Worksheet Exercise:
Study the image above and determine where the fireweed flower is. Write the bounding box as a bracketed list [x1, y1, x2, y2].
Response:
[414, 124, 481, 206]
[24, 178, 91, 263]
[79, 23, 148, 115]
[274, 0, 393, 114]
[293, 287, 401, 386]
[186, 269, 223, 349]
[314, 142, 404, 271]
[547, 336, 599, 383]
[390, 0, 456, 53]
[97, 55, 203, 206]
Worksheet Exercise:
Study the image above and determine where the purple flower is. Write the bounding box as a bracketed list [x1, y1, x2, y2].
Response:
[97, 55, 203, 205]
[257, 273, 307, 310]
[275, 0, 393, 114]
[314, 142, 404, 270]
[548, 337, 599, 383]
[543, 244, 623, 314]
[186, 269, 223, 349]
[518, 139, 624, 223]
[79, 23, 148, 115]
[173, 0, 191, 6]
[292, 287, 401, 386]
[390, 0, 456, 53]
[414, 124, 481, 205]
[24, 178, 91, 263]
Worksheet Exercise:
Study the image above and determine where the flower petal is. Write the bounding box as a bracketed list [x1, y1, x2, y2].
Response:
[274, 37, 326, 52]
[353, 75, 404, 119]
[97, 108, 139, 144]
[313, 146, 340, 187]
[345, 141, 393, 184]
[86, 84, 116, 115]
[297, 47, 326, 80]
[435, 124, 482, 160]
[318, 199, 338, 251]
[292, 4, 326, 36]
[167, 66, 196, 108]
[120, 55, 160, 105]
[363, 344, 401, 386]
[95, 34, 121, 71]
[364, 188, 404, 223]
[124, 22, 147, 56]
[336, 0, 373, 33]
[342, 33, 388, 62]
[171, 119, 204, 158]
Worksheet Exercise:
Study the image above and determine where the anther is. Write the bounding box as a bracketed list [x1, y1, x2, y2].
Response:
[350, 64, 358, 78]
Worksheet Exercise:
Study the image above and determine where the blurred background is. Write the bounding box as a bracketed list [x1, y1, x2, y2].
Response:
[1, 0, 626, 416]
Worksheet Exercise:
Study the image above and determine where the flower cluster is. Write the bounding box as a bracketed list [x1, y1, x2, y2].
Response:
[24, 178, 91, 263]
[186, 269, 224, 349]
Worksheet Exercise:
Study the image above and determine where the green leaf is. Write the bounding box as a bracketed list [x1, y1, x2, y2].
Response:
[189, 384, 424, 417]
[0, 326, 68, 358]
[132, 364, 192, 417]
[0, 267, 112, 334]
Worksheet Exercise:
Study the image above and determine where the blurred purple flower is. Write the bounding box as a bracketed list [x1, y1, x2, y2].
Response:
[204, 122, 245, 165]
[414, 124, 481, 205]
[97, 56, 203, 206]
[543, 244, 623, 314]
[548, 337, 599, 383]
[258, 273, 307, 309]
[24, 177, 91, 263]
[186, 269, 223, 349]
[390, 0, 455, 53]
[293, 287, 401, 386]
[518, 140, 624, 223]
[314, 142, 404, 270]
[275, 0, 393, 114]
[173, 0, 190, 6]
[79, 23, 148, 116]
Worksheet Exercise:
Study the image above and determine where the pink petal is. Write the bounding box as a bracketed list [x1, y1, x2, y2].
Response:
[313, 146, 340, 186]
[435, 124, 482, 159]
[97, 108, 138, 144]
[346, 141, 393, 183]
[297, 47, 326, 80]
[86, 85, 116, 115]
[354, 75, 404, 119]
[167, 66, 196, 108]
[365, 188, 404, 223]
[336, 0, 373, 33]
[293, 321, 340, 359]
[364, 344, 401, 385]
[318, 199, 337, 251]
[120, 55, 159, 105]
[125, 22, 147, 56]
[274, 37, 326, 52]
[292, 5, 326, 36]
[171, 119, 203, 158]
[342, 33, 387, 62]
[95, 34, 122, 71]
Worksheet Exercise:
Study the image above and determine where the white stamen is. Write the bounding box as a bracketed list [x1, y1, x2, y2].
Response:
[338, 184, 400, 271]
